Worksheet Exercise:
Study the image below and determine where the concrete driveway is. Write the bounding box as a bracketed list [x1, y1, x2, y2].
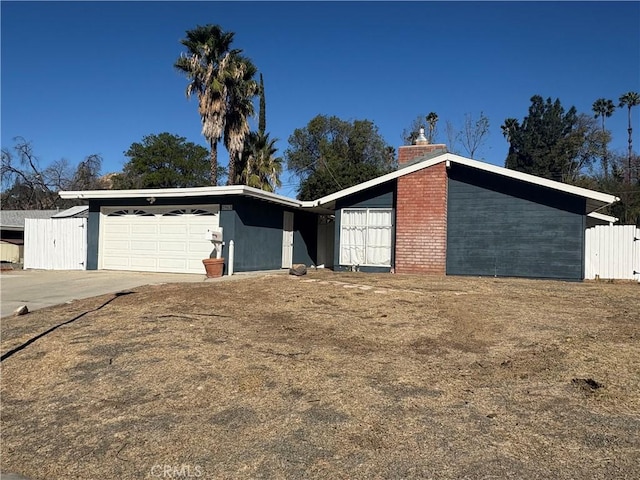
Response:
[0, 269, 210, 318]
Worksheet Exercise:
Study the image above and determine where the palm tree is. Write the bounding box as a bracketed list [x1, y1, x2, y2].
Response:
[234, 74, 282, 191]
[619, 91, 640, 183]
[426, 112, 438, 143]
[223, 55, 258, 185]
[175, 25, 255, 185]
[236, 131, 282, 192]
[592, 98, 615, 178]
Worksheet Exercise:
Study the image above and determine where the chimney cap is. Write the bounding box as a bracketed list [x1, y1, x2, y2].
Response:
[415, 127, 428, 145]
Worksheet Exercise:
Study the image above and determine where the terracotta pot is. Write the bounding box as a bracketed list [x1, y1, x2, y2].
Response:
[202, 258, 225, 278]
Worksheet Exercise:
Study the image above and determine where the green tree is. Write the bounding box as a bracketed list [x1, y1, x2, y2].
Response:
[258, 73, 266, 135]
[111, 133, 212, 189]
[401, 115, 425, 146]
[426, 112, 439, 144]
[286, 115, 395, 200]
[223, 55, 259, 185]
[592, 98, 615, 177]
[233, 74, 282, 192]
[618, 91, 640, 183]
[503, 95, 593, 181]
[175, 24, 258, 186]
[236, 131, 282, 192]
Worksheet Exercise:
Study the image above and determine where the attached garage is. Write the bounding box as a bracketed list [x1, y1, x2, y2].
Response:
[58, 185, 321, 275]
[99, 205, 219, 274]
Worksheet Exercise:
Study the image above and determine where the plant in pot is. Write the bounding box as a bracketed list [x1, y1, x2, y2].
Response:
[203, 229, 225, 278]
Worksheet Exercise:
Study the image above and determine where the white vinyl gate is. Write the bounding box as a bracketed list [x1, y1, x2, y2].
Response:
[585, 225, 640, 281]
[24, 218, 87, 270]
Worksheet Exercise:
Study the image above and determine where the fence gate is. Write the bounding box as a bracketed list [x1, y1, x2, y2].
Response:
[24, 218, 87, 270]
[585, 225, 640, 281]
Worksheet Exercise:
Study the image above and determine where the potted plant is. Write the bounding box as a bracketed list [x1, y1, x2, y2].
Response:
[203, 228, 224, 278]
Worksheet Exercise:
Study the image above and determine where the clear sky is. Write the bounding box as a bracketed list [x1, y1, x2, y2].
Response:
[2, 1, 639, 197]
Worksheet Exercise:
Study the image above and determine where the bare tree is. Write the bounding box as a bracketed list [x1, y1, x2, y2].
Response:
[1, 137, 103, 209]
[458, 112, 489, 159]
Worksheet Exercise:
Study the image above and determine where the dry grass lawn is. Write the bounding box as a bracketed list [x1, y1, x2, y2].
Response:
[1, 270, 639, 479]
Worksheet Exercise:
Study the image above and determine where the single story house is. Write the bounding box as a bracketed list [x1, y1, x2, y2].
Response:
[59, 141, 618, 281]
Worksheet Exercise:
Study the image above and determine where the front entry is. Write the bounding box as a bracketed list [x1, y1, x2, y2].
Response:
[281, 211, 294, 268]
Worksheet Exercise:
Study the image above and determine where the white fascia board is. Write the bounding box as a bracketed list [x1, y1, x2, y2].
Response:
[587, 212, 618, 223]
[447, 154, 620, 206]
[313, 156, 446, 207]
[314, 151, 619, 208]
[59, 185, 305, 208]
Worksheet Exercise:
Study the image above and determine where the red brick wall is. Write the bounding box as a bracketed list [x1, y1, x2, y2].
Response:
[398, 144, 447, 165]
[395, 162, 448, 275]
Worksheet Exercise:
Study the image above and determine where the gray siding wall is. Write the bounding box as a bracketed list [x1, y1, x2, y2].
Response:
[446, 165, 586, 280]
[86, 196, 316, 273]
[333, 181, 396, 273]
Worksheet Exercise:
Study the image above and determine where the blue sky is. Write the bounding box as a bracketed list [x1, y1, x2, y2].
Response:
[2, 1, 639, 198]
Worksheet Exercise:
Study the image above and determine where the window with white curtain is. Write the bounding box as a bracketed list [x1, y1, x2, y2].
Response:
[340, 208, 393, 266]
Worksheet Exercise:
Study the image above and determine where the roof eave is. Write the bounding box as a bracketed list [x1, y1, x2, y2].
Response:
[59, 185, 305, 208]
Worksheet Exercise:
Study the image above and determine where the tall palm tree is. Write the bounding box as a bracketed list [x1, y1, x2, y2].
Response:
[223, 55, 258, 185]
[236, 131, 282, 192]
[619, 91, 640, 183]
[592, 98, 615, 178]
[175, 25, 249, 185]
[426, 112, 438, 143]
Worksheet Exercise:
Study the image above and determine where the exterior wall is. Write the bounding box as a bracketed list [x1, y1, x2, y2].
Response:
[333, 181, 396, 273]
[292, 210, 317, 267]
[446, 164, 586, 280]
[395, 162, 448, 275]
[87, 196, 316, 274]
[0, 241, 22, 263]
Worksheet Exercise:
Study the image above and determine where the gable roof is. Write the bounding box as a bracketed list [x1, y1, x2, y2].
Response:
[312, 153, 619, 213]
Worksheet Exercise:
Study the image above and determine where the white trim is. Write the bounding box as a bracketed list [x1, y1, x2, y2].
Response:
[313, 153, 619, 211]
[59, 185, 311, 209]
[587, 212, 618, 224]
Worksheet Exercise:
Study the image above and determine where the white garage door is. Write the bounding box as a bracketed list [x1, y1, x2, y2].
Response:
[100, 205, 220, 274]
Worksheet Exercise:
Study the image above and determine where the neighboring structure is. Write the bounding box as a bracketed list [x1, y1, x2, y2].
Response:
[59, 141, 619, 281]
[0, 210, 58, 264]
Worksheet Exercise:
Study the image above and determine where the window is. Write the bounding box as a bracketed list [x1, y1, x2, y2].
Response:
[340, 208, 393, 266]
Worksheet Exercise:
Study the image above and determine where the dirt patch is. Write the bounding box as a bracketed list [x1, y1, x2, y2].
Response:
[1, 271, 639, 479]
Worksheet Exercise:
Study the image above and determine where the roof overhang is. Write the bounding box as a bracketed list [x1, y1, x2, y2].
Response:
[59, 185, 315, 210]
[587, 212, 618, 224]
[0, 226, 24, 232]
[312, 153, 619, 213]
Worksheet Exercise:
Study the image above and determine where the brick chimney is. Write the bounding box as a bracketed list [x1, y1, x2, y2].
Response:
[397, 127, 447, 167]
[394, 127, 448, 275]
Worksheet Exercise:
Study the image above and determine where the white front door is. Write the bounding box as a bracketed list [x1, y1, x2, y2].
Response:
[100, 205, 219, 274]
[282, 211, 294, 268]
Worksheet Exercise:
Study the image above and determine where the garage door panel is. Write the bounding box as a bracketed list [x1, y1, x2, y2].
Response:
[158, 258, 189, 270]
[158, 241, 188, 253]
[101, 255, 132, 268]
[100, 205, 220, 274]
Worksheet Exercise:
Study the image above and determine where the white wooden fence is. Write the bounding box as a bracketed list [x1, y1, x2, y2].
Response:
[24, 218, 87, 270]
[585, 225, 640, 281]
